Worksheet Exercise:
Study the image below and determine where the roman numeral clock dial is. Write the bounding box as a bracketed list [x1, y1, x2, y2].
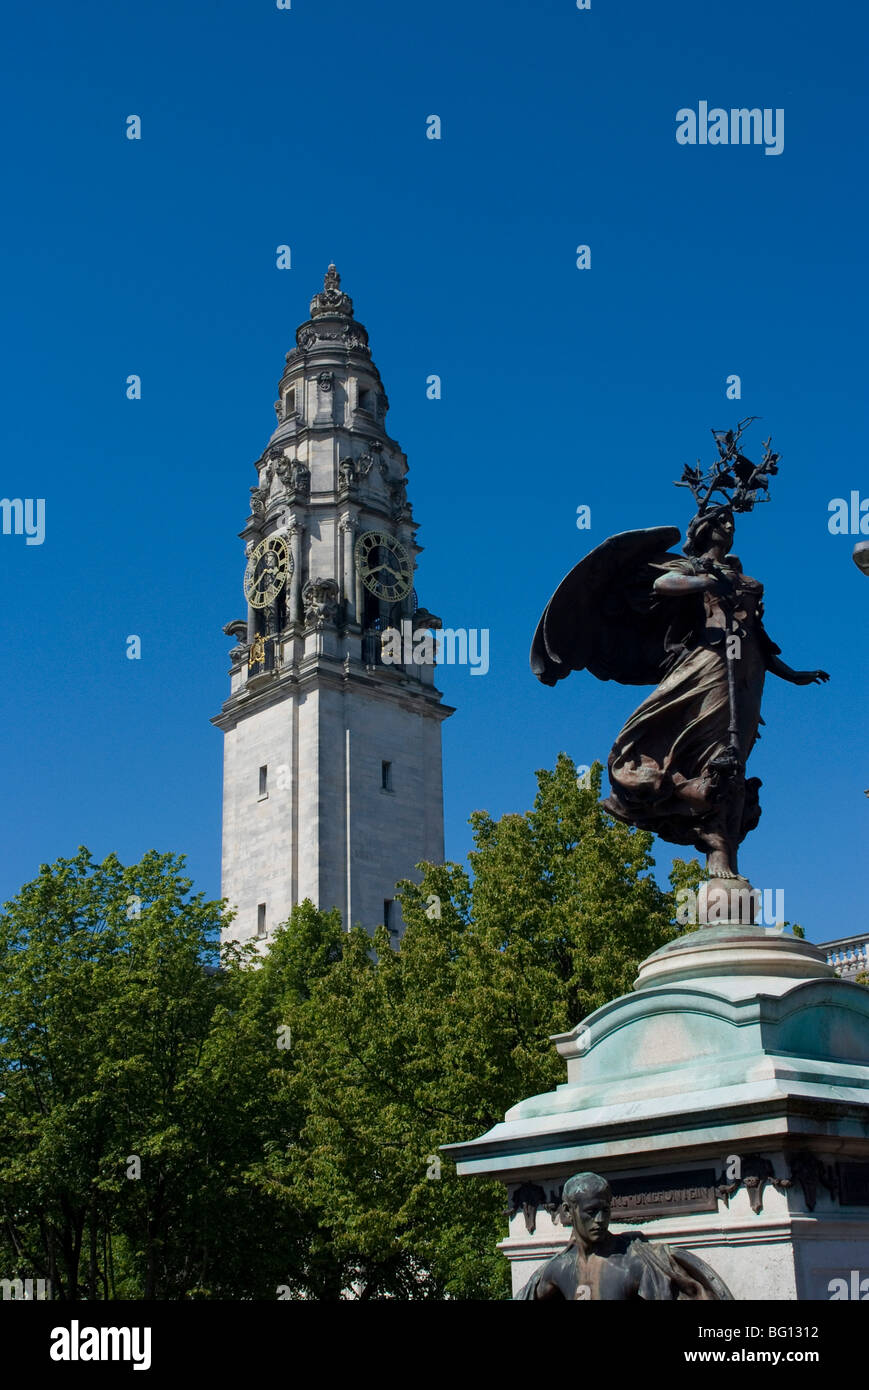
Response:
[354, 529, 413, 603]
[243, 534, 291, 608]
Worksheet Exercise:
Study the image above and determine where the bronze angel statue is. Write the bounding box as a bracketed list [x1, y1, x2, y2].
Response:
[531, 421, 829, 883]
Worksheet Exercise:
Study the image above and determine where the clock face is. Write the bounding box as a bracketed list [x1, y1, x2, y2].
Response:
[355, 530, 413, 602]
[244, 534, 292, 609]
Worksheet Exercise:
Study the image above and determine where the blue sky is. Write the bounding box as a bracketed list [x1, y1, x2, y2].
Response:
[0, 0, 866, 943]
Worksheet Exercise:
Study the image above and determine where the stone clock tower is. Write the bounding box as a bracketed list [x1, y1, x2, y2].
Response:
[213, 267, 452, 947]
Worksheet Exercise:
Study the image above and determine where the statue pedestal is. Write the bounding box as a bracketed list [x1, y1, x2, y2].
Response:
[445, 928, 869, 1299]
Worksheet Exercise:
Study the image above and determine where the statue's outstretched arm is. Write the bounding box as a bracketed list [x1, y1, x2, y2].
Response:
[765, 653, 830, 686]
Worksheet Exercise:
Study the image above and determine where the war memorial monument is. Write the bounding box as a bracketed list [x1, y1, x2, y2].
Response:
[447, 422, 869, 1300]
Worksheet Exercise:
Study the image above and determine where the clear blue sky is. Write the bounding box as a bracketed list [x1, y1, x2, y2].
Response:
[1, 0, 866, 943]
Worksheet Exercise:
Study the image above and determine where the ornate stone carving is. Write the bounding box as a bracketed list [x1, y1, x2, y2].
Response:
[507, 1182, 562, 1236]
[389, 479, 412, 523]
[294, 269, 370, 351]
[716, 1154, 791, 1214]
[338, 457, 357, 494]
[317, 371, 334, 392]
[302, 578, 340, 629]
[344, 324, 369, 351]
[788, 1151, 836, 1211]
[292, 460, 310, 498]
[249, 486, 267, 518]
[274, 458, 310, 500]
[295, 324, 369, 354]
[355, 445, 388, 482]
[223, 620, 248, 663]
[412, 607, 441, 632]
[310, 263, 354, 319]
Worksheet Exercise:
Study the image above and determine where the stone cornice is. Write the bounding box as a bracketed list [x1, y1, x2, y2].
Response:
[212, 658, 453, 732]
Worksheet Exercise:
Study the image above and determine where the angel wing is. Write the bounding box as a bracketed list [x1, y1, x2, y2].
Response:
[530, 526, 686, 687]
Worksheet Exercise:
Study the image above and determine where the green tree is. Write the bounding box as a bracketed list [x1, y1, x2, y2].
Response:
[0, 847, 298, 1299]
[258, 756, 700, 1299]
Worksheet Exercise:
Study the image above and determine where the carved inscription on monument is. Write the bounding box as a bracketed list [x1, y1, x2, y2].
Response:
[608, 1170, 719, 1223]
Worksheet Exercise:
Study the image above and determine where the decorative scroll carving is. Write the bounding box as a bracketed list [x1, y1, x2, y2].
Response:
[716, 1154, 791, 1214]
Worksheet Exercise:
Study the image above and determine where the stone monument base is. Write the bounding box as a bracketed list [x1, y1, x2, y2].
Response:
[445, 926, 869, 1299]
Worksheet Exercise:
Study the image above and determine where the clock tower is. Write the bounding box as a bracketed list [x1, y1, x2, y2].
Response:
[213, 267, 453, 946]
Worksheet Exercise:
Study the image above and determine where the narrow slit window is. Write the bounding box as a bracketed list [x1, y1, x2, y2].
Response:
[258, 765, 268, 797]
[383, 899, 393, 932]
[257, 903, 267, 938]
[284, 388, 295, 417]
[381, 760, 392, 791]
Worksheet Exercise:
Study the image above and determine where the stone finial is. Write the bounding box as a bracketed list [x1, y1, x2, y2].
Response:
[310, 263, 354, 319]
